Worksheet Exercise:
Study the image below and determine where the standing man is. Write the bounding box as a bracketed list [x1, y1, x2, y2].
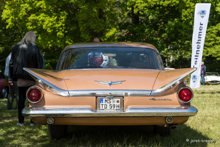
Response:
[4, 52, 18, 110]
[201, 62, 206, 85]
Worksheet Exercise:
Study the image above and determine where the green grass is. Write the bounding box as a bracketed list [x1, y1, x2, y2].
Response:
[0, 85, 219, 147]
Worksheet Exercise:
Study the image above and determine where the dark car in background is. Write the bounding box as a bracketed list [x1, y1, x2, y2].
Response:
[0, 69, 8, 98]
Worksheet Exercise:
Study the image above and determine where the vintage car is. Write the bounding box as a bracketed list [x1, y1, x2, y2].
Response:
[0, 71, 8, 98]
[204, 72, 220, 85]
[22, 43, 198, 139]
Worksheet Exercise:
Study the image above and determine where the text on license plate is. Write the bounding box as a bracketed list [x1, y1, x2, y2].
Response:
[100, 98, 120, 110]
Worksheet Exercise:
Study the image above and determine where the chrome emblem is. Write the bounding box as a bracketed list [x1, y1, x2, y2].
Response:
[150, 98, 172, 101]
[95, 80, 126, 86]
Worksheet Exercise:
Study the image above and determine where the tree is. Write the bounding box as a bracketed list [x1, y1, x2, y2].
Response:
[2, 0, 118, 69]
[0, 0, 22, 68]
[203, 0, 220, 72]
[117, 0, 196, 68]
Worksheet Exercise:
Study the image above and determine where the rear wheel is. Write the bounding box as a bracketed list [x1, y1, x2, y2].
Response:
[48, 124, 68, 139]
[153, 125, 172, 136]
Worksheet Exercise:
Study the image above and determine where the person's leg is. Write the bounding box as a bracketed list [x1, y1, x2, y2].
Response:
[201, 74, 203, 85]
[7, 84, 14, 109]
[17, 87, 27, 123]
[201, 74, 205, 85]
[6, 77, 13, 110]
[13, 81, 18, 109]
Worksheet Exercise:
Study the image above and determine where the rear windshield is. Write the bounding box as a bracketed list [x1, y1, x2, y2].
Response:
[56, 47, 164, 70]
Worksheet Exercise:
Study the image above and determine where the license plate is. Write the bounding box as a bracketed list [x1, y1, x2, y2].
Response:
[97, 97, 123, 112]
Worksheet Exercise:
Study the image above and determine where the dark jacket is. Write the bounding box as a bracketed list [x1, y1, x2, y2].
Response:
[9, 43, 43, 81]
[201, 65, 206, 75]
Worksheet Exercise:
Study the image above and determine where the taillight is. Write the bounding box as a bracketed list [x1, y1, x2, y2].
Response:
[178, 87, 193, 103]
[27, 87, 43, 103]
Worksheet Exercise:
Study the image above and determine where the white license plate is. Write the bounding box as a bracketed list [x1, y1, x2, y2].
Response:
[97, 97, 123, 112]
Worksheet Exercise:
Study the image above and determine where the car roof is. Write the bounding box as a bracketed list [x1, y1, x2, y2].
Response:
[64, 42, 159, 52]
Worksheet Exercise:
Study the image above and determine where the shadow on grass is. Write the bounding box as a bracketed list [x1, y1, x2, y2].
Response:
[44, 124, 213, 147]
[0, 99, 49, 146]
[196, 91, 220, 94]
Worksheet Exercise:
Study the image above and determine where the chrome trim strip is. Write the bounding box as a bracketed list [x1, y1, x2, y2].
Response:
[23, 68, 69, 97]
[95, 80, 126, 86]
[22, 106, 198, 117]
[178, 86, 194, 103]
[69, 90, 151, 97]
[24, 68, 196, 97]
[26, 86, 44, 104]
[151, 68, 196, 96]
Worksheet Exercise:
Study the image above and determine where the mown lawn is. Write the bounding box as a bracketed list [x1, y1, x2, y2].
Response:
[0, 85, 219, 147]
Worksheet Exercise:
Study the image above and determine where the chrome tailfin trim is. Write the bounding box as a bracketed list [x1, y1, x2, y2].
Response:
[23, 68, 69, 97]
[151, 68, 196, 96]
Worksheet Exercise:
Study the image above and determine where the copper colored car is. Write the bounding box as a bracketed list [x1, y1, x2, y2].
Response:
[22, 43, 197, 139]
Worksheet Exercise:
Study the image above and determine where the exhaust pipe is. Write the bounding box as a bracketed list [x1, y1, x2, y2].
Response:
[47, 117, 54, 124]
[165, 117, 173, 124]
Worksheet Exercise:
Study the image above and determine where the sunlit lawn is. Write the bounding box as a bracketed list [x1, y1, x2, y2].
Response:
[0, 85, 219, 146]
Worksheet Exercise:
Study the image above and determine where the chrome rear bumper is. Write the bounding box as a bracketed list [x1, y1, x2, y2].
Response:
[22, 106, 198, 117]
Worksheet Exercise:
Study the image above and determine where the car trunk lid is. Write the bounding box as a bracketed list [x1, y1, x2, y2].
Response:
[60, 69, 160, 90]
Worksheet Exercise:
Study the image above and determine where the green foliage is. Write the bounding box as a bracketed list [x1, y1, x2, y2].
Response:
[45, 62, 53, 70]
[0, 0, 21, 69]
[202, 0, 220, 72]
[1, 0, 119, 69]
[76, 0, 118, 41]
[204, 24, 220, 60]
[2, 0, 119, 45]
[117, 0, 195, 68]
[0, 0, 220, 70]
